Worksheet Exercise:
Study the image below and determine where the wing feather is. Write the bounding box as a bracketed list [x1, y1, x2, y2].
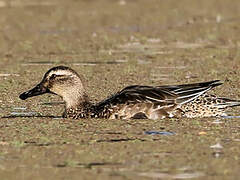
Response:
[96, 80, 222, 109]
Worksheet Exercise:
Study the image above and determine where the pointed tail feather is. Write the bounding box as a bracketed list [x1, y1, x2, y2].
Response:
[158, 80, 222, 93]
[174, 80, 222, 94]
[171, 80, 223, 105]
[215, 98, 240, 108]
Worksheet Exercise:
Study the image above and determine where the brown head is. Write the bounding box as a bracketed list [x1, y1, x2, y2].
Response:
[19, 66, 89, 109]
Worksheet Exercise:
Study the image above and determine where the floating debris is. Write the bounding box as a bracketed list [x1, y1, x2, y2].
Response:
[198, 131, 207, 135]
[13, 107, 27, 111]
[138, 171, 204, 179]
[96, 138, 136, 143]
[0, 74, 20, 77]
[10, 111, 40, 117]
[210, 143, 223, 149]
[145, 131, 175, 135]
[56, 161, 122, 168]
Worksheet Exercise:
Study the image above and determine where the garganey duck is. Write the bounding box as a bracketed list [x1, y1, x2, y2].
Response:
[19, 66, 240, 119]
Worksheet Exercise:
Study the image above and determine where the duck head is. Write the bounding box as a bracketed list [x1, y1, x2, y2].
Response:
[19, 66, 89, 108]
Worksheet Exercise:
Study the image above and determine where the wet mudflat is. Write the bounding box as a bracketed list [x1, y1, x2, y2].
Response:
[1, 0, 240, 179]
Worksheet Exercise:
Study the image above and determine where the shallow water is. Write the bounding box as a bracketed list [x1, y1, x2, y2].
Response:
[1, 0, 240, 179]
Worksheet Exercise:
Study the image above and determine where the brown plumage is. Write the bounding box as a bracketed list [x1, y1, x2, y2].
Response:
[19, 66, 240, 119]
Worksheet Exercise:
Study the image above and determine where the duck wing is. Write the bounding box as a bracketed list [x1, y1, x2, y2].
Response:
[96, 80, 222, 108]
[158, 80, 222, 104]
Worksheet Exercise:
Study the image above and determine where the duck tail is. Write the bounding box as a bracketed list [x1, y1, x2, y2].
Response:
[215, 98, 240, 108]
[174, 80, 223, 105]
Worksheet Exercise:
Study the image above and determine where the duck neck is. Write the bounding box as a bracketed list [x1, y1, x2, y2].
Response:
[63, 92, 94, 118]
[64, 92, 92, 110]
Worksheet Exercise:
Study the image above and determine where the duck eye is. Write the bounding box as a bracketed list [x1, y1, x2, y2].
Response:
[50, 74, 57, 80]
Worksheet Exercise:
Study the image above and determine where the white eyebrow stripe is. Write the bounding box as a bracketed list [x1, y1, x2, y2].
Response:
[48, 70, 73, 76]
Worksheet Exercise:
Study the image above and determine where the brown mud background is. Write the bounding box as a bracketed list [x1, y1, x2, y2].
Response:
[1, 0, 240, 179]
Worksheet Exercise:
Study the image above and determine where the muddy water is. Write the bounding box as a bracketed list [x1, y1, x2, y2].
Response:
[1, 0, 240, 179]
